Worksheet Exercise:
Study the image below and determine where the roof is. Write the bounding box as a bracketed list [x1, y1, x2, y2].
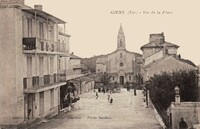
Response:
[140, 41, 179, 50]
[106, 49, 142, 57]
[96, 49, 142, 64]
[144, 56, 197, 70]
[22, 9, 66, 24]
[70, 54, 81, 59]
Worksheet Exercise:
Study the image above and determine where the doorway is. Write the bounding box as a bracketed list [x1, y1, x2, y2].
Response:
[25, 94, 35, 119]
[120, 76, 124, 85]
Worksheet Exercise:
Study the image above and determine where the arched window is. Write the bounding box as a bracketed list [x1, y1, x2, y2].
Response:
[120, 53, 123, 58]
[120, 39, 123, 47]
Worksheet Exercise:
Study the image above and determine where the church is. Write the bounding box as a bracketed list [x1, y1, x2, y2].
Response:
[96, 25, 142, 85]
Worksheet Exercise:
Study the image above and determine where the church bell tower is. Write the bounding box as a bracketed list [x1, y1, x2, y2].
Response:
[117, 24, 126, 50]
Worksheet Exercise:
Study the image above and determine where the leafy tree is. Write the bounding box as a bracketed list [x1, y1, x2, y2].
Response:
[99, 72, 112, 86]
[148, 70, 199, 110]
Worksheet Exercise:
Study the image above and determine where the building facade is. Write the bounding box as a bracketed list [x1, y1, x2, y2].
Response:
[96, 25, 142, 85]
[0, 1, 71, 128]
[141, 32, 197, 81]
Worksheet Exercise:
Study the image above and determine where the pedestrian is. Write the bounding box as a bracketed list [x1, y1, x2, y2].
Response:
[110, 97, 113, 104]
[28, 108, 32, 119]
[96, 92, 98, 99]
[107, 94, 110, 102]
[179, 118, 188, 129]
[103, 87, 105, 94]
[98, 88, 100, 93]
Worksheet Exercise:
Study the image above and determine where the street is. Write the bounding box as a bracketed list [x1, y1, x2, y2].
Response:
[30, 89, 162, 129]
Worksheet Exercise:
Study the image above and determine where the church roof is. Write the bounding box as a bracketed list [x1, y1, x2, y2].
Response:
[106, 49, 141, 57]
[140, 41, 179, 50]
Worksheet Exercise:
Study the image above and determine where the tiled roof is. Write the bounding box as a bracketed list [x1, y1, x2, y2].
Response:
[140, 41, 179, 50]
[144, 56, 197, 70]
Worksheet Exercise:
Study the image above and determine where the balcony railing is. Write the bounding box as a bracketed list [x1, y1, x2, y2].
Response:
[23, 37, 69, 55]
[23, 73, 59, 90]
[23, 37, 56, 52]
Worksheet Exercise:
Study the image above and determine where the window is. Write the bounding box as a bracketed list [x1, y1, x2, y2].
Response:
[120, 53, 123, 58]
[165, 49, 168, 54]
[120, 39, 123, 47]
[27, 18, 32, 37]
[50, 57, 54, 74]
[119, 62, 124, 67]
[50, 89, 54, 108]
[27, 57, 32, 77]
[50, 25, 54, 41]
[39, 57, 44, 76]
[113, 76, 115, 80]
[39, 92, 44, 115]
[39, 22, 44, 39]
[129, 76, 132, 80]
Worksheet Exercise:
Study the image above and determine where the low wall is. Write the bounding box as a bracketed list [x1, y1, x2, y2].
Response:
[149, 99, 167, 129]
[170, 102, 200, 129]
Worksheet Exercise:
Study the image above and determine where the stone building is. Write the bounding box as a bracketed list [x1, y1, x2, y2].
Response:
[140, 32, 197, 81]
[96, 25, 142, 85]
[0, 1, 72, 128]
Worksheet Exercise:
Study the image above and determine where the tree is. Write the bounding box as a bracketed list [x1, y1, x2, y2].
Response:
[149, 70, 199, 110]
[99, 72, 112, 86]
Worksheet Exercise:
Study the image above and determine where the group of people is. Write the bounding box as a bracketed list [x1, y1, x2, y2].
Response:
[95, 89, 113, 104]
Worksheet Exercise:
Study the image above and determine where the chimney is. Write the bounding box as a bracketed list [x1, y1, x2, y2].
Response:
[34, 5, 43, 11]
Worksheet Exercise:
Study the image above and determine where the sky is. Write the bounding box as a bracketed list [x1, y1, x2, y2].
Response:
[26, 0, 200, 65]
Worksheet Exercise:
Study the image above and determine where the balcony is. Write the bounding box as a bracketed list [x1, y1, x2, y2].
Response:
[23, 74, 65, 93]
[22, 37, 56, 54]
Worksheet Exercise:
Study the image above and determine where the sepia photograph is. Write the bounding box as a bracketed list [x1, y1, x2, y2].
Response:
[0, 0, 200, 129]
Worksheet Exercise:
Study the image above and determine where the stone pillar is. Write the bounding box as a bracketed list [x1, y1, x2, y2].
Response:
[175, 95, 180, 104]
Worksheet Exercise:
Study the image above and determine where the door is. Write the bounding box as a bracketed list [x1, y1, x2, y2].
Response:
[39, 92, 44, 115]
[26, 94, 35, 119]
[120, 76, 124, 85]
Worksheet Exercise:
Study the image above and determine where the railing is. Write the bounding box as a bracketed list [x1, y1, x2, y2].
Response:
[23, 37, 69, 55]
[23, 74, 60, 90]
[22, 37, 56, 52]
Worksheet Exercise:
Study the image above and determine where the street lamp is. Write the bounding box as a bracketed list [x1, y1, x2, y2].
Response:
[174, 86, 180, 104]
[174, 86, 179, 95]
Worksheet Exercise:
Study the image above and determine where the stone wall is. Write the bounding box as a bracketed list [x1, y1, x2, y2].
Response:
[144, 49, 164, 65]
[169, 102, 200, 129]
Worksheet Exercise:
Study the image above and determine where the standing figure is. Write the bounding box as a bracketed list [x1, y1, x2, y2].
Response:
[28, 109, 32, 119]
[179, 118, 188, 129]
[107, 94, 110, 102]
[110, 98, 113, 104]
[96, 92, 98, 99]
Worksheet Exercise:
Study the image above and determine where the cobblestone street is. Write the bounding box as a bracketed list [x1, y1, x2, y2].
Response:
[29, 89, 162, 129]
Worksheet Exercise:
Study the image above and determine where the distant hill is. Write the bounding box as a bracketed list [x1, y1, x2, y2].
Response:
[81, 55, 106, 73]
